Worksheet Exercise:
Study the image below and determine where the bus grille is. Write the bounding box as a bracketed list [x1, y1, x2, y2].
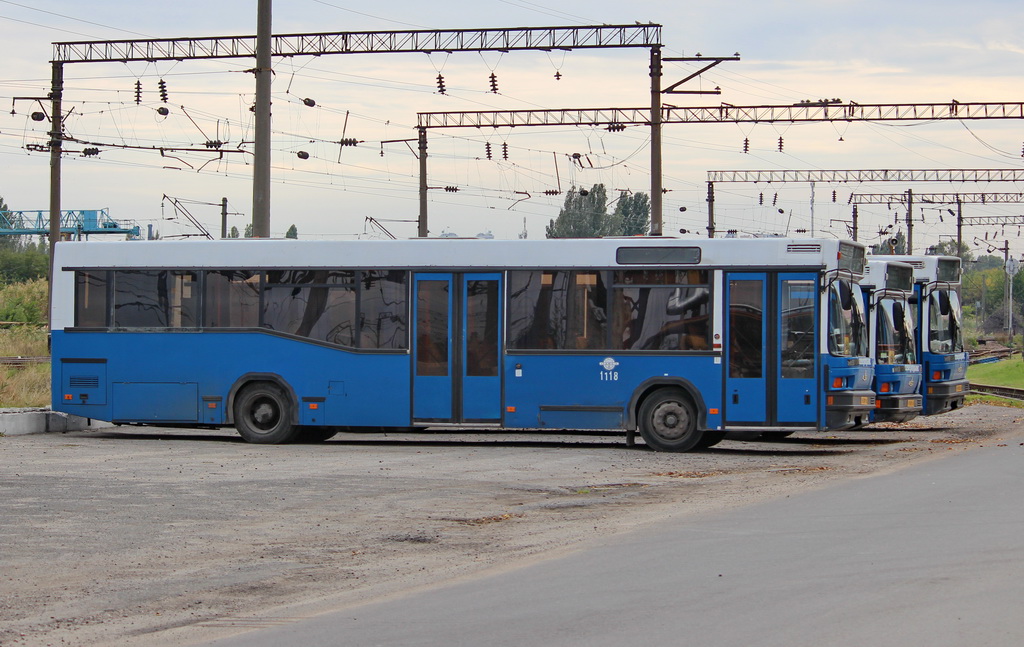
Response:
[69, 375, 100, 389]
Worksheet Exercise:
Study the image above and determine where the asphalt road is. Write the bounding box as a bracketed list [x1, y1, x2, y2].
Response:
[203, 426, 1024, 647]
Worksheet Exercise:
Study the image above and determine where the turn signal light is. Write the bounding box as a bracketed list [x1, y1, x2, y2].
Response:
[832, 377, 844, 388]
[932, 371, 942, 380]
[880, 382, 891, 393]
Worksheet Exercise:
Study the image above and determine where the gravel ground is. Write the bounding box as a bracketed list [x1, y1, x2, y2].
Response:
[1, 403, 1021, 647]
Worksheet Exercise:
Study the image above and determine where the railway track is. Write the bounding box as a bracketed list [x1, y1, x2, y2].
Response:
[971, 382, 1024, 402]
[0, 356, 49, 368]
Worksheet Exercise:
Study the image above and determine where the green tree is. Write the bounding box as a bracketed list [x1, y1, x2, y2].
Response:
[929, 239, 972, 261]
[244, 223, 254, 238]
[285, 224, 298, 239]
[614, 192, 650, 236]
[228, 226, 240, 239]
[545, 184, 611, 238]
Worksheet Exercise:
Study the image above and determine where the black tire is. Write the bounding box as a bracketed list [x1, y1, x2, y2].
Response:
[295, 427, 339, 443]
[637, 388, 703, 452]
[233, 382, 298, 444]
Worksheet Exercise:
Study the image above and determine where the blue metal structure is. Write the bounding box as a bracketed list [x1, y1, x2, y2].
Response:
[0, 209, 140, 238]
[50, 237, 875, 451]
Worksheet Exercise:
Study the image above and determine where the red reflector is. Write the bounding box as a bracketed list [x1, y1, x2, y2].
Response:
[709, 408, 719, 415]
[880, 382, 891, 393]
[932, 371, 942, 380]
[506, 406, 516, 413]
[309, 403, 319, 410]
[832, 377, 843, 388]
[207, 402, 217, 409]
[64, 394, 73, 400]
[875, 399, 882, 408]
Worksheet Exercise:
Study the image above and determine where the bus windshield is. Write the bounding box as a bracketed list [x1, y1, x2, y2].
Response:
[828, 278, 868, 357]
[876, 298, 916, 365]
[928, 288, 963, 353]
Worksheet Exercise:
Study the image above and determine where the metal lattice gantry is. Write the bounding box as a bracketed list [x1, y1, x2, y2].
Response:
[52, 25, 663, 62]
[850, 192, 1024, 257]
[705, 169, 1024, 251]
[417, 103, 1024, 237]
[44, 24, 664, 251]
[417, 101, 1024, 129]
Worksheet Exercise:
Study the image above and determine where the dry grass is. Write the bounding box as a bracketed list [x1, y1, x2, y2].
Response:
[0, 326, 50, 408]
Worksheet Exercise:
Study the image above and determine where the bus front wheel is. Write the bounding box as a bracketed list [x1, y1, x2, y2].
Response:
[638, 388, 702, 452]
[234, 382, 298, 444]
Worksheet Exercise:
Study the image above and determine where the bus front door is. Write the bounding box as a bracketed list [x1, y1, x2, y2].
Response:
[724, 272, 819, 427]
[413, 273, 503, 423]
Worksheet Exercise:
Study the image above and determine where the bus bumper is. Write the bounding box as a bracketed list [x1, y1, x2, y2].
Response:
[826, 389, 876, 429]
[873, 393, 922, 424]
[924, 379, 969, 416]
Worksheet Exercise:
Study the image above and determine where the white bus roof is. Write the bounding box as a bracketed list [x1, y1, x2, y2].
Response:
[55, 237, 864, 272]
[870, 254, 961, 284]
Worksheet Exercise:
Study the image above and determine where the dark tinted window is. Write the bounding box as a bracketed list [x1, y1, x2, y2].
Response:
[74, 270, 108, 327]
[359, 270, 407, 350]
[204, 270, 259, 328]
[113, 270, 198, 328]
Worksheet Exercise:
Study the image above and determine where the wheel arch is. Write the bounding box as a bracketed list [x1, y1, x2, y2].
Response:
[226, 372, 299, 425]
[628, 377, 708, 431]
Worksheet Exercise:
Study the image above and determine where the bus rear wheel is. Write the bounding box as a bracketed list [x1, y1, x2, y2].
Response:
[638, 388, 702, 452]
[234, 382, 298, 444]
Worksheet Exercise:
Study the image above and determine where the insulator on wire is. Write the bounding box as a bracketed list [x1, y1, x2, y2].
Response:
[543, 190, 560, 196]
[158, 79, 168, 103]
[743, 137, 749, 154]
[777, 136, 784, 152]
[832, 190, 837, 203]
[444, 186, 459, 193]
[772, 193, 777, 206]
[134, 80, 142, 104]
[338, 138, 358, 147]
[485, 142, 492, 160]
[502, 142, 508, 160]
[606, 123, 625, 132]
[436, 74, 446, 94]
[488, 72, 499, 94]
[82, 147, 100, 157]
[758, 192, 763, 205]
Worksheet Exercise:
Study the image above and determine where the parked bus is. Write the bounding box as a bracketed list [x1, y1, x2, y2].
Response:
[872, 254, 968, 415]
[51, 237, 874, 452]
[859, 259, 922, 423]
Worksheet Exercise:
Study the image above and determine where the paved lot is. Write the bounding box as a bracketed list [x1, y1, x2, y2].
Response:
[1, 404, 1020, 646]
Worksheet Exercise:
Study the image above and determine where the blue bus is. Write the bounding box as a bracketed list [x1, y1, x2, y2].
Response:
[860, 259, 922, 423]
[872, 254, 968, 415]
[51, 237, 874, 451]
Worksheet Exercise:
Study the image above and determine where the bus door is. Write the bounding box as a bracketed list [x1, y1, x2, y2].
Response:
[412, 273, 503, 423]
[725, 273, 768, 424]
[724, 272, 818, 426]
[776, 273, 817, 425]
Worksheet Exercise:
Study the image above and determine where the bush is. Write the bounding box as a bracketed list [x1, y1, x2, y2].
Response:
[0, 278, 48, 323]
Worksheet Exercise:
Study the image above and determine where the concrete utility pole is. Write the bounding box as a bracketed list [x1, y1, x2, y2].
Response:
[649, 47, 663, 235]
[251, 0, 272, 238]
